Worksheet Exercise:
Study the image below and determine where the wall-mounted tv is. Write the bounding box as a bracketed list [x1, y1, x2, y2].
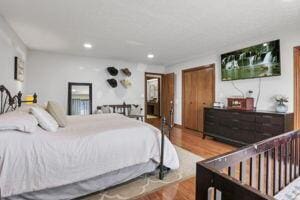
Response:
[221, 40, 281, 81]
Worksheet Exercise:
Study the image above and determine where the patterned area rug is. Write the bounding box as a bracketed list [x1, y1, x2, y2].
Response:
[82, 146, 203, 200]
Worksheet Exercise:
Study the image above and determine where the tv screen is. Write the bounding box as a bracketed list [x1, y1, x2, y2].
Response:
[221, 40, 281, 81]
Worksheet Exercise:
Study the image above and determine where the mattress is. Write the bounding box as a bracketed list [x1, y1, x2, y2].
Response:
[0, 114, 179, 198]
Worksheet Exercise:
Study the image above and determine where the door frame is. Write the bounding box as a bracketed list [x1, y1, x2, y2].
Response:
[182, 64, 215, 130]
[144, 72, 164, 119]
[294, 47, 300, 129]
[68, 82, 93, 115]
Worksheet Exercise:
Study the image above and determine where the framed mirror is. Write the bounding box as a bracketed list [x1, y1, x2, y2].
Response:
[68, 82, 92, 115]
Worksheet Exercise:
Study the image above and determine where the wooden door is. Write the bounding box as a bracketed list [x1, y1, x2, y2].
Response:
[162, 73, 175, 126]
[183, 65, 215, 132]
[294, 47, 300, 129]
[183, 71, 198, 130]
[196, 67, 215, 132]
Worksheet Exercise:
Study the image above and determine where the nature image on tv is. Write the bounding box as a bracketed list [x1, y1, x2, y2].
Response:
[221, 40, 281, 81]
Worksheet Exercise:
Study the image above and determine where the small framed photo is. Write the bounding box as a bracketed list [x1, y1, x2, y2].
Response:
[14, 57, 25, 82]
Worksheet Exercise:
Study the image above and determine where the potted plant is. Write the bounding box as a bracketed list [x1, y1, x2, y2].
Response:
[274, 95, 288, 113]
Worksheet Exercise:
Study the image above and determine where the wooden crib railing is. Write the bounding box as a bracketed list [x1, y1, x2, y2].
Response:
[196, 130, 300, 200]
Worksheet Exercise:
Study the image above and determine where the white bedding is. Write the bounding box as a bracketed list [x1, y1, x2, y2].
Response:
[0, 114, 179, 198]
[275, 177, 300, 200]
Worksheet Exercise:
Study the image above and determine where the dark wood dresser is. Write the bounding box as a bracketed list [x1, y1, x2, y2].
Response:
[204, 107, 294, 146]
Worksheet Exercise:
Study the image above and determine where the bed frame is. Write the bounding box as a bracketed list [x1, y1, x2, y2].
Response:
[196, 130, 300, 200]
[0, 85, 170, 180]
[0, 85, 37, 114]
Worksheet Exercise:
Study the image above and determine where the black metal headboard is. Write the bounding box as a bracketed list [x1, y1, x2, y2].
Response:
[0, 85, 37, 114]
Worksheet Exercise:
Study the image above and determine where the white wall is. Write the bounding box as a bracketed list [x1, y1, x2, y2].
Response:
[0, 16, 27, 94]
[25, 51, 165, 113]
[167, 29, 300, 125]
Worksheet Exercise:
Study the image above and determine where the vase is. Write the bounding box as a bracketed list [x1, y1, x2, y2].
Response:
[276, 103, 288, 113]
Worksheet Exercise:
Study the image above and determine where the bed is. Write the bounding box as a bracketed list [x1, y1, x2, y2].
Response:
[0, 85, 179, 199]
[196, 129, 300, 200]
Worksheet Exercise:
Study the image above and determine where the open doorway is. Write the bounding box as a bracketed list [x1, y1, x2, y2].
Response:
[144, 72, 175, 127]
[294, 47, 300, 129]
[145, 73, 162, 120]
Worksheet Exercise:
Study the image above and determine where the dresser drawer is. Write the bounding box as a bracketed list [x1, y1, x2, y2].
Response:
[255, 124, 284, 135]
[219, 118, 239, 128]
[204, 121, 217, 133]
[256, 115, 283, 125]
[239, 121, 256, 131]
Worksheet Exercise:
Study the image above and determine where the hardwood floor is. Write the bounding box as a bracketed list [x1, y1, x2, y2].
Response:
[139, 120, 235, 200]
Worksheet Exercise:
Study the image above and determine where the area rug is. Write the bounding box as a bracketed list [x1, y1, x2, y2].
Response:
[146, 115, 159, 119]
[82, 146, 203, 200]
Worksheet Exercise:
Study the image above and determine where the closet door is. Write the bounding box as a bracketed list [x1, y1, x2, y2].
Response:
[196, 67, 215, 132]
[183, 71, 198, 130]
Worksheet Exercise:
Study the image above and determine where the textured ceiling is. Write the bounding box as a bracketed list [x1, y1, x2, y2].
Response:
[0, 0, 299, 65]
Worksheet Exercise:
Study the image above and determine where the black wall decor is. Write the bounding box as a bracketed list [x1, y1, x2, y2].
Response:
[121, 68, 131, 77]
[107, 79, 118, 88]
[107, 67, 118, 76]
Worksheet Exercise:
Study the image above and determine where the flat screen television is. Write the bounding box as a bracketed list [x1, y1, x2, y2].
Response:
[221, 40, 281, 81]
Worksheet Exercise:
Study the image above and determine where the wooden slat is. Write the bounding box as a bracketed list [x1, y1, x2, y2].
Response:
[249, 157, 254, 187]
[284, 143, 288, 187]
[216, 190, 221, 200]
[295, 138, 299, 178]
[291, 139, 295, 181]
[273, 148, 277, 195]
[299, 137, 300, 176]
[279, 144, 282, 190]
[297, 137, 300, 177]
[229, 165, 236, 179]
[258, 153, 264, 192]
[208, 187, 213, 200]
[265, 151, 270, 195]
[239, 161, 246, 182]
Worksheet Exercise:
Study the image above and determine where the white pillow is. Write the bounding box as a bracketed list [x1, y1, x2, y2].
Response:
[30, 106, 59, 132]
[0, 111, 38, 133]
[46, 101, 67, 127]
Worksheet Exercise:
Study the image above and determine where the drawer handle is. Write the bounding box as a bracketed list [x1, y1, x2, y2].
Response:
[262, 133, 272, 137]
[262, 115, 273, 119]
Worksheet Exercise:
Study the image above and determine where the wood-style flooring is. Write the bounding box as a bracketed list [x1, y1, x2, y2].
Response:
[138, 119, 236, 200]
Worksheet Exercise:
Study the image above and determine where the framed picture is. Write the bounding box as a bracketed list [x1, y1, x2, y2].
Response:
[221, 40, 281, 81]
[14, 57, 25, 82]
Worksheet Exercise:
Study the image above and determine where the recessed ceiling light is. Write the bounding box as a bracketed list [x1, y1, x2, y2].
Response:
[147, 54, 154, 59]
[83, 43, 93, 49]
[263, 43, 268, 46]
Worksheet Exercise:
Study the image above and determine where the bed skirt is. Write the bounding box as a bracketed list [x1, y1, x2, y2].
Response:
[5, 161, 157, 200]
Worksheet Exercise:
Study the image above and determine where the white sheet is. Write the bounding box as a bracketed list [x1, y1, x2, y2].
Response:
[0, 114, 179, 198]
[275, 177, 300, 200]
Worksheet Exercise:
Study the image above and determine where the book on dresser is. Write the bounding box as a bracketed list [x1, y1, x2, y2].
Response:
[203, 107, 294, 146]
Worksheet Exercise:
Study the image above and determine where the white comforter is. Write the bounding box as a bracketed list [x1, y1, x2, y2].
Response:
[0, 114, 179, 197]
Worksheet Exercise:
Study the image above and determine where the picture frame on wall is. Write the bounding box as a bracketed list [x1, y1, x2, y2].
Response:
[14, 56, 25, 82]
